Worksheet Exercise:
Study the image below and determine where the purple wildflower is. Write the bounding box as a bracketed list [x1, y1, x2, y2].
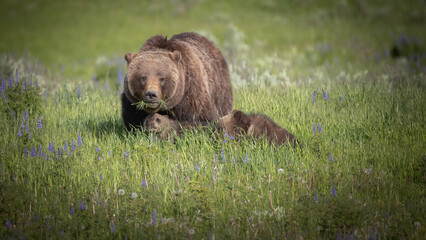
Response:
[317, 123, 322, 133]
[63, 141, 68, 152]
[142, 179, 147, 187]
[77, 85, 81, 98]
[111, 220, 116, 233]
[71, 138, 76, 152]
[342, 93, 345, 101]
[77, 131, 82, 146]
[9, 107, 15, 119]
[322, 89, 327, 99]
[31, 147, 37, 157]
[25, 120, 30, 133]
[314, 192, 318, 203]
[100, 173, 104, 181]
[48, 140, 54, 153]
[9, 75, 13, 88]
[244, 154, 249, 163]
[95, 146, 100, 152]
[195, 163, 200, 172]
[312, 91, 316, 103]
[24, 147, 28, 157]
[329, 153, 333, 163]
[229, 134, 234, 140]
[17, 127, 22, 137]
[118, 68, 123, 86]
[369, 229, 375, 240]
[108, 150, 111, 156]
[123, 150, 129, 159]
[37, 115, 42, 129]
[313, 123, 317, 134]
[70, 205, 75, 216]
[336, 230, 343, 240]
[6, 220, 12, 229]
[24, 109, 29, 123]
[152, 209, 157, 226]
[79, 200, 87, 210]
[331, 183, 336, 197]
[16, 69, 19, 83]
[221, 148, 226, 162]
[43, 90, 47, 98]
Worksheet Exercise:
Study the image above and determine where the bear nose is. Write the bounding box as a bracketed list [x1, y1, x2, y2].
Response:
[144, 91, 158, 101]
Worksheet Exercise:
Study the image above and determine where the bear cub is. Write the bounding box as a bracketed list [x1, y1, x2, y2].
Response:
[143, 114, 181, 140]
[144, 110, 299, 147]
[143, 114, 206, 140]
[216, 110, 299, 147]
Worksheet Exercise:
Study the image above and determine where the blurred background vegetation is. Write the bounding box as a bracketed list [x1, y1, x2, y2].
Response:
[0, 0, 424, 81]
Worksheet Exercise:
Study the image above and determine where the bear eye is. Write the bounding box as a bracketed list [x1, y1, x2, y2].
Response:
[159, 78, 165, 83]
[141, 77, 147, 83]
[156, 118, 161, 123]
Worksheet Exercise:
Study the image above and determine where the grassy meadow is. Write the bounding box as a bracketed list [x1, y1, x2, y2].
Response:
[1, 0, 425, 239]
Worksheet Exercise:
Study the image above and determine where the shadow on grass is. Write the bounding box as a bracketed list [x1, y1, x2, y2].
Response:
[81, 117, 144, 140]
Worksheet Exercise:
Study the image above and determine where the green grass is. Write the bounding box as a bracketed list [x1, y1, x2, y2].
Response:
[1, 61, 425, 238]
[1, 0, 425, 239]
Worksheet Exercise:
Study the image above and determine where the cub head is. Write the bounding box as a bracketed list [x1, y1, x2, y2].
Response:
[216, 110, 251, 136]
[143, 113, 179, 141]
[143, 113, 173, 132]
[124, 51, 184, 113]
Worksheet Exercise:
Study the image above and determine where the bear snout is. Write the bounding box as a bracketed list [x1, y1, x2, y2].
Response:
[144, 90, 159, 102]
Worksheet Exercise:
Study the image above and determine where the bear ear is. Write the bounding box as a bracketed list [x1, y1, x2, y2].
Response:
[233, 110, 247, 123]
[168, 51, 181, 63]
[125, 53, 137, 65]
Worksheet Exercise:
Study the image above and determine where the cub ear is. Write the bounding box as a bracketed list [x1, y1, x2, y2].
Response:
[168, 51, 181, 63]
[233, 110, 251, 128]
[125, 53, 137, 64]
[233, 110, 246, 122]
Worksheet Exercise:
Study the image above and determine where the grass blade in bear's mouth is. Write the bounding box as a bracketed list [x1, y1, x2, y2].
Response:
[133, 100, 166, 111]
[134, 100, 148, 110]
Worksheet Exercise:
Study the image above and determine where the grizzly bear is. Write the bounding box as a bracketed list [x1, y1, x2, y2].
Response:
[122, 32, 233, 131]
[216, 110, 299, 147]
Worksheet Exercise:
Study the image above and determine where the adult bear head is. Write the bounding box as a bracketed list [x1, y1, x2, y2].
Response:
[124, 50, 184, 113]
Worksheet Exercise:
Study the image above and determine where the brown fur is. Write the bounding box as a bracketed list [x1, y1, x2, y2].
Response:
[122, 32, 233, 130]
[143, 113, 207, 140]
[143, 113, 180, 140]
[145, 110, 300, 148]
[216, 110, 299, 147]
